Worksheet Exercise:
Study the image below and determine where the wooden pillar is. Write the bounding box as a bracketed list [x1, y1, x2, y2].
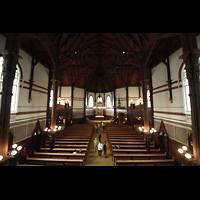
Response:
[87, 91, 89, 107]
[0, 33, 21, 157]
[126, 86, 129, 122]
[51, 79, 58, 130]
[94, 92, 96, 106]
[113, 88, 116, 116]
[149, 67, 154, 128]
[83, 88, 86, 120]
[180, 33, 200, 162]
[28, 55, 38, 103]
[71, 86, 74, 119]
[141, 79, 150, 132]
[46, 68, 52, 128]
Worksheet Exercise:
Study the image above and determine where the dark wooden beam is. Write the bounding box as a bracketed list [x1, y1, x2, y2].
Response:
[180, 33, 200, 162]
[28, 55, 39, 103]
[0, 33, 21, 157]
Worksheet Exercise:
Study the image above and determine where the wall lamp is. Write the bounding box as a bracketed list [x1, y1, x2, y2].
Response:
[178, 146, 192, 159]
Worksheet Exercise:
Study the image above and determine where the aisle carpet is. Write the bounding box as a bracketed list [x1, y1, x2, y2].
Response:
[85, 123, 114, 166]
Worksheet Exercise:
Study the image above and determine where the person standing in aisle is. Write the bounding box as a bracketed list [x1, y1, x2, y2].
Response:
[95, 123, 98, 133]
[93, 137, 98, 152]
[97, 141, 103, 159]
[103, 141, 107, 158]
[98, 131, 101, 142]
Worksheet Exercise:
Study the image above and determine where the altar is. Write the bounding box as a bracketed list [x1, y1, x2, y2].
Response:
[95, 94, 104, 118]
[95, 106, 104, 118]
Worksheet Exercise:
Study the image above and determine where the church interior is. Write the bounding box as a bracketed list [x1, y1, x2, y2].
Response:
[0, 33, 200, 166]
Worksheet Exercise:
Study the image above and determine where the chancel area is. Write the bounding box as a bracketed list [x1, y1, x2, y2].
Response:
[0, 33, 200, 166]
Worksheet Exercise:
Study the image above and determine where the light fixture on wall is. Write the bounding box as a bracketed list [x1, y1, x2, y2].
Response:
[44, 125, 62, 133]
[178, 145, 192, 160]
[10, 143, 23, 157]
[138, 126, 156, 134]
[138, 97, 143, 103]
[57, 97, 61, 104]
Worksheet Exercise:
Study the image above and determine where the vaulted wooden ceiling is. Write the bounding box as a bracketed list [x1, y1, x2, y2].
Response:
[15, 33, 182, 92]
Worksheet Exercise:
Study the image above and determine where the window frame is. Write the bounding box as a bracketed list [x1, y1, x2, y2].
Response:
[179, 63, 191, 114]
[106, 95, 111, 108]
[0, 56, 21, 114]
[88, 95, 94, 107]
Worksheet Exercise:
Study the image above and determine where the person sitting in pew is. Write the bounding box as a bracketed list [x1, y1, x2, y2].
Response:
[73, 149, 77, 154]
[113, 145, 120, 149]
[78, 149, 83, 154]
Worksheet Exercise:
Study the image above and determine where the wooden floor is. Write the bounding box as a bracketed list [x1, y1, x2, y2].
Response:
[85, 123, 114, 166]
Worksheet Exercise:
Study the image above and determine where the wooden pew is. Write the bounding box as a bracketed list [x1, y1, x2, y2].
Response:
[22, 124, 93, 166]
[113, 153, 168, 164]
[111, 144, 155, 149]
[26, 157, 84, 166]
[109, 137, 144, 140]
[55, 138, 89, 141]
[46, 140, 89, 145]
[47, 144, 88, 148]
[115, 158, 176, 166]
[110, 141, 154, 145]
[112, 148, 161, 155]
[40, 147, 87, 153]
[33, 152, 86, 165]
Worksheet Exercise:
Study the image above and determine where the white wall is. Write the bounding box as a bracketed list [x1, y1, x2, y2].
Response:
[151, 45, 196, 146]
[152, 47, 187, 123]
[128, 86, 140, 106]
[0, 34, 49, 143]
[116, 87, 126, 107]
[60, 86, 71, 106]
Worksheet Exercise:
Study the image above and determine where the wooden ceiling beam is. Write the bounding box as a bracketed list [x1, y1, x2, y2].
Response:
[58, 33, 74, 51]
[119, 33, 133, 51]
[158, 33, 180, 40]
[144, 33, 161, 52]
[126, 33, 143, 51]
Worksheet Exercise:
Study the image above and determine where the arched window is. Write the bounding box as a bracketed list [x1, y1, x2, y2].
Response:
[147, 89, 151, 108]
[0, 57, 21, 113]
[97, 96, 102, 103]
[88, 95, 93, 107]
[11, 64, 21, 113]
[50, 89, 53, 107]
[106, 95, 111, 107]
[182, 64, 191, 113]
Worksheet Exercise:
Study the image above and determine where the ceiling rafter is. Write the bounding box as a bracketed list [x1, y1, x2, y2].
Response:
[17, 32, 185, 92]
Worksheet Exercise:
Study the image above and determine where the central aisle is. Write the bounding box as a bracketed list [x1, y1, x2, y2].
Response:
[85, 123, 114, 166]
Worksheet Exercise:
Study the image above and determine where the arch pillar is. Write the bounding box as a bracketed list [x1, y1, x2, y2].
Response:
[0, 33, 21, 157]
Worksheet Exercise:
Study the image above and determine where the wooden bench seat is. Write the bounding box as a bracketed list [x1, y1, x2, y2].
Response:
[17, 164, 46, 166]
[115, 158, 175, 166]
[113, 153, 168, 163]
[46, 144, 88, 148]
[112, 148, 161, 154]
[40, 147, 87, 153]
[34, 152, 86, 158]
[108, 134, 143, 138]
[110, 141, 153, 145]
[111, 144, 155, 149]
[33, 152, 86, 164]
[46, 140, 89, 145]
[26, 157, 84, 166]
[109, 138, 144, 142]
[55, 138, 89, 141]
[56, 135, 91, 139]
